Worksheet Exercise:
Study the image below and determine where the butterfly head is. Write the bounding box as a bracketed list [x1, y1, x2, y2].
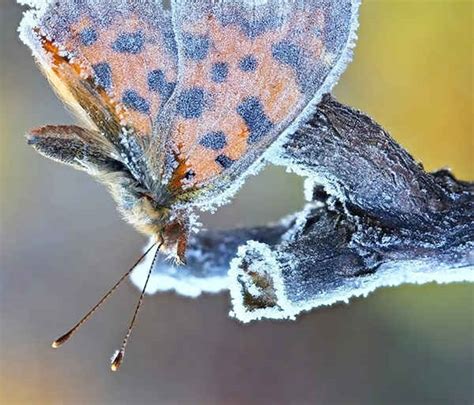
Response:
[100, 171, 188, 263]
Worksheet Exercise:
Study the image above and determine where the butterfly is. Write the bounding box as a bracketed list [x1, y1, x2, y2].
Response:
[19, 0, 359, 370]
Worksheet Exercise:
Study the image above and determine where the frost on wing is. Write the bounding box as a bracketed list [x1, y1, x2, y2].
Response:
[18, 0, 178, 138]
[157, 0, 359, 210]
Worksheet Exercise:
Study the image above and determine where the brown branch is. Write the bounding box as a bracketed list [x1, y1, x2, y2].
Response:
[132, 95, 473, 322]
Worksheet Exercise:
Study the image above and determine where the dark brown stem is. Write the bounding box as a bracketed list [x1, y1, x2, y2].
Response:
[140, 95, 473, 322]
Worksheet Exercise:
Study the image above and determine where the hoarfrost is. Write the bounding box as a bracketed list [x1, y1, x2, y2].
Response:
[131, 96, 473, 322]
[131, 239, 229, 298]
[17, 0, 472, 322]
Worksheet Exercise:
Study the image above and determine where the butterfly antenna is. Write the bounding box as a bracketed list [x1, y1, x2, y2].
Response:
[110, 240, 162, 372]
[51, 242, 157, 349]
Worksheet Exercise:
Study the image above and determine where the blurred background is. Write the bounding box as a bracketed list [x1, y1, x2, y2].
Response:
[1, 1, 472, 404]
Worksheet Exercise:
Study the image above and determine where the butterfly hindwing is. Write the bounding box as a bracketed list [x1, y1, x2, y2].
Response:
[158, 0, 358, 203]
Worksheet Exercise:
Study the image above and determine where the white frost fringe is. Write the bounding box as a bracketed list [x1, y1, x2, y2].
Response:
[228, 241, 474, 322]
[131, 238, 473, 322]
[130, 240, 229, 298]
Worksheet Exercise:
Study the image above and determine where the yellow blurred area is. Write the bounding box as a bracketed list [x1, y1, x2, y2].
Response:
[336, 0, 473, 179]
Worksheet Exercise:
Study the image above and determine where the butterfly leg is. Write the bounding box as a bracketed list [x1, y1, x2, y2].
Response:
[162, 218, 188, 265]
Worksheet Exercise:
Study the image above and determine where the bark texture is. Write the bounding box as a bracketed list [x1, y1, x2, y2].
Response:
[137, 94, 473, 322]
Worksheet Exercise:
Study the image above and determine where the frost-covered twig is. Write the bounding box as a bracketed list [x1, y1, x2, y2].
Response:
[132, 94, 474, 322]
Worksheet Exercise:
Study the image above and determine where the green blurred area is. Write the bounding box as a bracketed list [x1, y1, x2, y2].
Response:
[1, 1, 473, 404]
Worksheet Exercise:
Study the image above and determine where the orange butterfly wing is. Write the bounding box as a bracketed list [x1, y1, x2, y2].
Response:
[20, 1, 178, 165]
[20, 0, 359, 209]
[158, 1, 359, 205]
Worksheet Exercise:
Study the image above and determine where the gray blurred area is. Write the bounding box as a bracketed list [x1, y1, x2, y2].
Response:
[1, 2, 473, 404]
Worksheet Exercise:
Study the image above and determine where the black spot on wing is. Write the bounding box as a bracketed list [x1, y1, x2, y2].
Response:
[122, 90, 150, 114]
[272, 41, 303, 69]
[237, 97, 273, 144]
[182, 33, 210, 60]
[211, 62, 229, 83]
[176, 88, 205, 119]
[215, 154, 234, 169]
[147, 69, 176, 101]
[217, 10, 281, 39]
[112, 31, 144, 54]
[199, 131, 227, 150]
[242, 13, 281, 38]
[239, 55, 257, 72]
[79, 27, 97, 46]
[271, 40, 313, 92]
[163, 30, 178, 57]
[92, 62, 112, 90]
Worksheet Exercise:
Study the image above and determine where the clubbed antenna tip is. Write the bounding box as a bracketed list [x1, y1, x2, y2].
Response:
[51, 330, 73, 349]
[49, 243, 157, 353]
[110, 350, 124, 372]
[108, 240, 161, 372]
